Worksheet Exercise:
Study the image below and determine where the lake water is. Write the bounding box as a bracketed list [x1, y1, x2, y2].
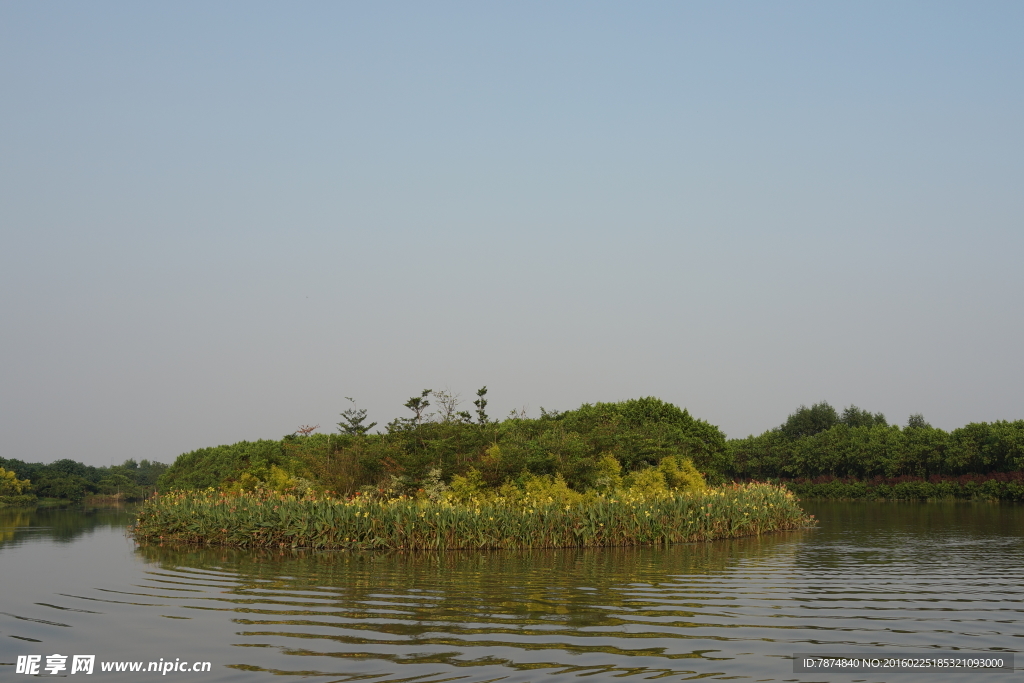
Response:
[1, 501, 1022, 682]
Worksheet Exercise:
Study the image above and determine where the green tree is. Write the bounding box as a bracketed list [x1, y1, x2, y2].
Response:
[473, 386, 490, 425]
[158, 440, 286, 491]
[34, 475, 90, 502]
[0, 467, 31, 495]
[136, 460, 168, 487]
[404, 389, 432, 426]
[780, 402, 839, 440]
[98, 473, 136, 498]
[992, 420, 1024, 471]
[338, 397, 377, 435]
[906, 413, 931, 429]
[727, 430, 794, 479]
[50, 459, 89, 479]
[792, 424, 850, 477]
[840, 405, 887, 428]
[946, 423, 998, 474]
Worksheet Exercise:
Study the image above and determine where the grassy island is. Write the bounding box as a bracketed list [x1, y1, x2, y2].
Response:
[133, 394, 811, 549]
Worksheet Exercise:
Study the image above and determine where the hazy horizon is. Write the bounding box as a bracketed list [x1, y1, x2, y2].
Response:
[2, 2, 1022, 467]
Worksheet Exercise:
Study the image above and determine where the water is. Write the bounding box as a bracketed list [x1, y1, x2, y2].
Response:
[1, 501, 1022, 682]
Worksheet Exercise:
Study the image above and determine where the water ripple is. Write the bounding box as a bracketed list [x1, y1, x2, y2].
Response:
[2, 501, 1022, 681]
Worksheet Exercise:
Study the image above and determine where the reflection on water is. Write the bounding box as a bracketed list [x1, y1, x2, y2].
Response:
[0, 511, 29, 544]
[135, 534, 804, 679]
[0, 505, 134, 548]
[2, 502, 1023, 682]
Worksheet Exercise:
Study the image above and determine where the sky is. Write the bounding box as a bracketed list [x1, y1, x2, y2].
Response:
[1, 2, 1022, 467]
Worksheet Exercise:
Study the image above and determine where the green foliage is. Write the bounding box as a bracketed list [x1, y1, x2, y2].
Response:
[32, 475, 90, 502]
[840, 405, 887, 429]
[548, 397, 728, 478]
[337, 397, 377, 435]
[404, 389, 432, 426]
[445, 467, 487, 504]
[223, 464, 313, 496]
[154, 393, 1024, 508]
[779, 402, 839, 439]
[592, 453, 623, 493]
[624, 467, 670, 499]
[96, 473, 140, 499]
[49, 458, 90, 479]
[617, 458, 705, 499]
[157, 440, 286, 491]
[519, 473, 584, 506]
[729, 402, 1024, 483]
[155, 396, 731, 500]
[784, 472, 1024, 502]
[419, 468, 449, 501]
[658, 456, 707, 492]
[0, 467, 31, 495]
[473, 386, 489, 424]
[907, 413, 931, 429]
[0, 494, 37, 508]
[281, 433, 403, 495]
[0, 456, 167, 503]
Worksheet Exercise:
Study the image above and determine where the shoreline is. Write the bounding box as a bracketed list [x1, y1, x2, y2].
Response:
[780, 472, 1024, 501]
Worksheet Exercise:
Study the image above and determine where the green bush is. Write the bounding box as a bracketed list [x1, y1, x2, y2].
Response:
[156, 397, 730, 496]
[0, 467, 31, 495]
[158, 440, 287, 491]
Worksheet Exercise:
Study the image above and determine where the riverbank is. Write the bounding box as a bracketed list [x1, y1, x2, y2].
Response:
[0, 495, 133, 509]
[132, 482, 812, 551]
[0, 494, 36, 508]
[781, 472, 1024, 501]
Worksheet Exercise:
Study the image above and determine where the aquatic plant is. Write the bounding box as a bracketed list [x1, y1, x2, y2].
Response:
[132, 482, 812, 551]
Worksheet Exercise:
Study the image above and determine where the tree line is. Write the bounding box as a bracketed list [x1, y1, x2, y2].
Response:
[0, 457, 168, 504]
[727, 402, 1024, 480]
[6, 392, 1022, 504]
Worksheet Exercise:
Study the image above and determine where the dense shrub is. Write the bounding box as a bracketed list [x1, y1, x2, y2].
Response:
[158, 440, 287, 491]
[156, 397, 730, 495]
[0, 467, 31, 496]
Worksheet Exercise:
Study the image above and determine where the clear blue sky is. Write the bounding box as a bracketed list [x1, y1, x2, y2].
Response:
[2, 2, 1022, 466]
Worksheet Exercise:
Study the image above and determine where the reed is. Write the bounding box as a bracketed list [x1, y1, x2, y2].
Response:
[132, 482, 813, 551]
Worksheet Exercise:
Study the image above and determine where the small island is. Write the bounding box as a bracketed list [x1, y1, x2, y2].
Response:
[132, 393, 813, 550]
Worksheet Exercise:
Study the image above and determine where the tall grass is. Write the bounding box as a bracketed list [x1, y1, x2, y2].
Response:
[132, 483, 813, 551]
